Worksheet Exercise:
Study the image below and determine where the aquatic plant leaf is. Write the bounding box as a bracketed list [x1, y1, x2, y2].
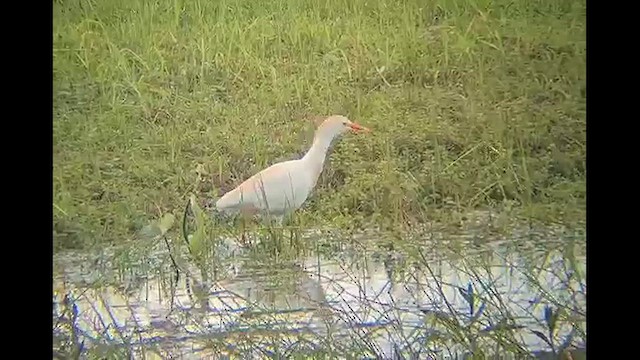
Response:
[544, 305, 559, 335]
[138, 213, 176, 240]
[458, 282, 475, 315]
[420, 308, 460, 329]
[558, 328, 576, 352]
[182, 198, 192, 251]
[188, 194, 208, 257]
[157, 213, 176, 235]
[481, 318, 524, 333]
[531, 330, 553, 348]
[468, 282, 474, 316]
[469, 301, 486, 325]
[138, 224, 161, 239]
[458, 286, 468, 300]
[458, 287, 469, 303]
[544, 306, 553, 326]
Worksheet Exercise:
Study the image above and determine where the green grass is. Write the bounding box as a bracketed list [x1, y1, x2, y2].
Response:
[53, 0, 586, 250]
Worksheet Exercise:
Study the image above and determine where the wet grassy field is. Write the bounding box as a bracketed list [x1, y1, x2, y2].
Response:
[53, 0, 586, 358]
[53, 0, 585, 250]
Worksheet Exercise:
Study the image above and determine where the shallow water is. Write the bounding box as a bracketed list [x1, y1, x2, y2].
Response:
[53, 227, 586, 359]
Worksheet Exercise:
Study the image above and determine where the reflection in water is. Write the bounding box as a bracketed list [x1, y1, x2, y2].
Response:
[53, 231, 586, 359]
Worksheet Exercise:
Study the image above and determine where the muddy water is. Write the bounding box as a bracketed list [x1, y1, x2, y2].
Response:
[53, 229, 586, 359]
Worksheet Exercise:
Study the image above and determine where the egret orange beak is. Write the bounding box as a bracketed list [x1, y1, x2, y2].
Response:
[348, 122, 371, 133]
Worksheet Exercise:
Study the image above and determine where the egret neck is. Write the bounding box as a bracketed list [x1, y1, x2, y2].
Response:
[301, 128, 335, 187]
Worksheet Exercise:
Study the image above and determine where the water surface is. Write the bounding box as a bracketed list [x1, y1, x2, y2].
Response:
[53, 226, 586, 359]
